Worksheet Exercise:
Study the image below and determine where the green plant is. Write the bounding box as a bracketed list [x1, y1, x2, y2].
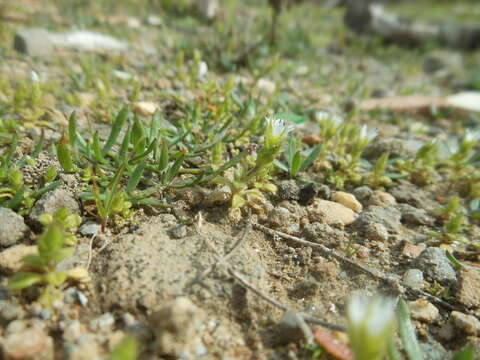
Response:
[0, 137, 61, 214]
[7, 208, 81, 306]
[431, 197, 469, 245]
[394, 140, 439, 185]
[347, 294, 397, 360]
[217, 116, 291, 208]
[274, 135, 323, 178]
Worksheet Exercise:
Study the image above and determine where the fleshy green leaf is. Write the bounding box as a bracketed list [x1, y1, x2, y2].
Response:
[397, 300, 423, 360]
[57, 134, 75, 173]
[8, 272, 43, 291]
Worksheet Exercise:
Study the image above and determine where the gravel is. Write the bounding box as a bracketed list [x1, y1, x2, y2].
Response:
[0, 208, 29, 247]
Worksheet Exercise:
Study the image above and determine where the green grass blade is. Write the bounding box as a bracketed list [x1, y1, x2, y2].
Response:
[397, 300, 423, 360]
[299, 144, 324, 172]
[126, 163, 145, 193]
[105, 163, 126, 214]
[102, 106, 129, 155]
[57, 135, 75, 173]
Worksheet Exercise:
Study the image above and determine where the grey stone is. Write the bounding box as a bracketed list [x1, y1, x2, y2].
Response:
[356, 206, 402, 233]
[89, 313, 115, 332]
[402, 269, 424, 290]
[390, 185, 437, 211]
[14, 28, 54, 57]
[353, 186, 373, 203]
[302, 222, 347, 248]
[49, 30, 128, 52]
[169, 224, 188, 239]
[2, 327, 54, 360]
[413, 247, 457, 286]
[30, 188, 80, 224]
[398, 204, 435, 226]
[364, 222, 389, 242]
[363, 138, 415, 161]
[0, 303, 25, 324]
[0, 208, 29, 247]
[79, 221, 101, 236]
[277, 180, 300, 201]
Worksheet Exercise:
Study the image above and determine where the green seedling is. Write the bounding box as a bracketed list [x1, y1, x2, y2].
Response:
[395, 140, 439, 185]
[38, 207, 81, 246]
[216, 116, 291, 208]
[0, 137, 61, 214]
[275, 135, 323, 178]
[362, 152, 393, 189]
[430, 197, 470, 245]
[7, 208, 80, 306]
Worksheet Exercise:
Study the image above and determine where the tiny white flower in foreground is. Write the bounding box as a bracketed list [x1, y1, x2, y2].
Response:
[464, 128, 480, 143]
[30, 70, 40, 82]
[347, 294, 397, 360]
[265, 117, 293, 145]
[359, 124, 378, 142]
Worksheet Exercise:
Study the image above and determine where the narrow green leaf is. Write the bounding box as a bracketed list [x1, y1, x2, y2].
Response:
[118, 126, 131, 165]
[286, 136, 296, 168]
[274, 159, 289, 173]
[105, 163, 126, 215]
[397, 299, 423, 360]
[31, 180, 61, 199]
[57, 135, 75, 173]
[68, 111, 77, 147]
[299, 144, 324, 172]
[126, 163, 145, 193]
[130, 138, 157, 162]
[387, 337, 401, 360]
[446, 251, 464, 270]
[159, 141, 169, 172]
[8, 272, 43, 291]
[4, 187, 25, 209]
[21, 255, 46, 271]
[290, 151, 302, 177]
[166, 154, 185, 184]
[93, 132, 108, 164]
[102, 106, 129, 155]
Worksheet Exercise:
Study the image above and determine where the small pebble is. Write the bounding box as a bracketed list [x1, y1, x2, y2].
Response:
[402, 269, 424, 290]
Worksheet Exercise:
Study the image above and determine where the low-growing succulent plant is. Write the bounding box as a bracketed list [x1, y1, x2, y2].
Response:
[7, 208, 84, 306]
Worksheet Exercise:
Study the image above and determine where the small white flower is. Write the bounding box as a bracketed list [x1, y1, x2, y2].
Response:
[316, 111, 343, 128]
[198, 61, 208, 78]
[266, 116, 294, 140]
[464, 129, 480, 143]
[348, 294, 397, 336]
[30, 70, 40, 82]
[359, 124, 378, 142]
[347, 294, 397, 360]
